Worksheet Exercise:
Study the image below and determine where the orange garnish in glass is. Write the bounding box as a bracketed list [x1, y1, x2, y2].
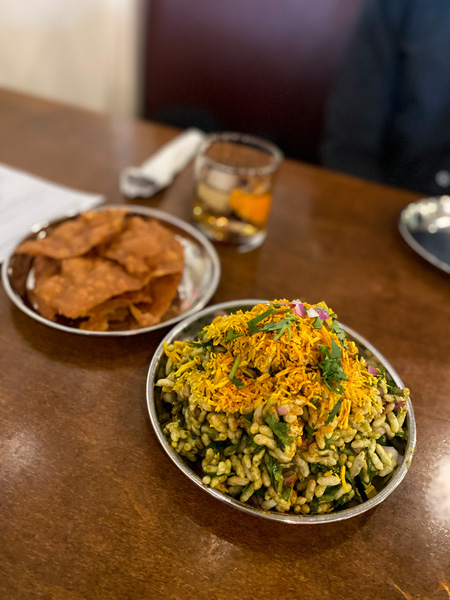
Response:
[229, 189, 272, 227]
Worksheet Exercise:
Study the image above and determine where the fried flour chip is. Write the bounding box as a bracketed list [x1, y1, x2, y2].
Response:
[15, 208, 185, 330]
[16, 209, 126, 259]
[102, 217, 184, 276]
[34, 257, 151, 319]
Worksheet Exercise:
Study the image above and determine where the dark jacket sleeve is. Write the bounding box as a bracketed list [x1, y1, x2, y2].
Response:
[321, 0, 408, 182]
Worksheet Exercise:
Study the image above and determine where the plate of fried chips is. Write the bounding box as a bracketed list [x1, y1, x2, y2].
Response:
[2, 205, 221, 335]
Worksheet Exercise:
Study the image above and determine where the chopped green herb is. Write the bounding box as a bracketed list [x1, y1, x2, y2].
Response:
[247, 308, 278, 333]
[265, 454, 284, 492]
[240, 482, 252, 496]
[223, 443, 239, 456]
[229, 356, 241, 379]
[312, 316, 323, 329]
[309, 462, 332, 475]
[329, 318, 348, 347]
[319, 343, 348, 393]
[330, 338, 342, 359]
[247, 307, 299, 338]
[230, 376, 245, 388]
[335, 492, 351, 507]
[326, 397, 343, 423]
[248, 435, 264, 452]
[265, 413, 293, 450]
[187, 339, 213, 348]
[228, 356, 245, 388]
[365, 454, 377, 484]
[377, 367, 398, 393]
[201, 439, 227, 455]
[305, 423, 315, 441]
[225, 329, 243, 341]
[258, 313, 299, 341]
[320, 486, 338, 502]
[282, 486, 292, 501]
[340, 445, 353, 456]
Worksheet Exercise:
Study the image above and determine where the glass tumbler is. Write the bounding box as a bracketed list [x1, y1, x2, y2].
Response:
[193, 132, 283, 249]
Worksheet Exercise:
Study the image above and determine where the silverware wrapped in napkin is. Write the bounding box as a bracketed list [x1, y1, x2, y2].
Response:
[120, 128, 205, 199]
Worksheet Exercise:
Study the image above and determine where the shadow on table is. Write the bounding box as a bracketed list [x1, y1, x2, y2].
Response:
[10, 303, 164, 371]
[177, 489, 374, 557]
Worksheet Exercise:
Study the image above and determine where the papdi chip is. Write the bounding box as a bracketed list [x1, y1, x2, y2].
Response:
[34, 256, 151, 319]
[102, 217, 184, 276]
[15, 208, 185, 330]
[16, 209, 126, 259]
[129, 272, 182, 327]
[80, 297, 134, 331]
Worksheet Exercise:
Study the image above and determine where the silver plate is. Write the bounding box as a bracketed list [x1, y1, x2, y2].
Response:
[146, 300, 416, 524]
[399, 195, 450, 274]
[1, 205, 221, 336]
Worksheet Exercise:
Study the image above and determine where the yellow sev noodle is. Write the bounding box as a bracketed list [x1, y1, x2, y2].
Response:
[166, 300, 380, 433]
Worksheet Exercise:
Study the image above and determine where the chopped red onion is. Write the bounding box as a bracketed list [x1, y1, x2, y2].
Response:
[394, 400, 406, 410]
[316, 308, 329, 320]
[277, 405, 289, 416]
[367, 365, 378, 375]
[292, 301, 306, 317]
[307, 307, 318, 318]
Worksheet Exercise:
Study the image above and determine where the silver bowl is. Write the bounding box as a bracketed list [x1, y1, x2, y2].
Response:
[146, 300, 416, 524]
[2, 205, 221, 336]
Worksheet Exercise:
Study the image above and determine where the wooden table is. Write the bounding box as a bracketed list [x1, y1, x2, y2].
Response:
[1, 88, 449, 600]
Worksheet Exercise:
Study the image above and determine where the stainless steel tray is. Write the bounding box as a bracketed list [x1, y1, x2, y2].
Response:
[399, 195, 450, 274]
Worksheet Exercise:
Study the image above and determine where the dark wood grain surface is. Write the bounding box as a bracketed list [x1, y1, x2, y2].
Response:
[1, 88, 449, 600]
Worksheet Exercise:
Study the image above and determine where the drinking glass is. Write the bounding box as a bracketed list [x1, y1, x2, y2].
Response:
[193, 132, 283, 249]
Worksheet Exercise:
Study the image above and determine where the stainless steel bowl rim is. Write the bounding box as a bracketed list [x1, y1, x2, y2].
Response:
[146, 299, 416, 524]
[398, 195, 450, 275]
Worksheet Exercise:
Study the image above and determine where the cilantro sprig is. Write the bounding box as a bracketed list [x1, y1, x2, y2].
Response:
[265, 413, 293, 450]
[305, 423, 315, 441]
[228, 356, 245, 388]
[326, 397, 343, 423]
[247, 307, 300, 341]
[265, 454, 284, 493]
[225, 328, 243, 341]
[319, 339, 348, 393]
[247, 308, 280, 333]
[328, 317, 348, 348]
[259, 313, 300, 341]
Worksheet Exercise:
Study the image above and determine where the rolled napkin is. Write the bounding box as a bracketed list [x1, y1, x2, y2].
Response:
[120, 128, 205, 199]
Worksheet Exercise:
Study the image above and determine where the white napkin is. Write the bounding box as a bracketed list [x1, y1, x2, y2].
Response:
[120, 128, 206, 198]
[0, 163, 104, 262]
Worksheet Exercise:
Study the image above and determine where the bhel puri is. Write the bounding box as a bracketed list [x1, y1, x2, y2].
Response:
[155, 300, 411, 516]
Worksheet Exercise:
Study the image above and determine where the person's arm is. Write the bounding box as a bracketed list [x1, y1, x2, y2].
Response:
[321, 0, 408, 183]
